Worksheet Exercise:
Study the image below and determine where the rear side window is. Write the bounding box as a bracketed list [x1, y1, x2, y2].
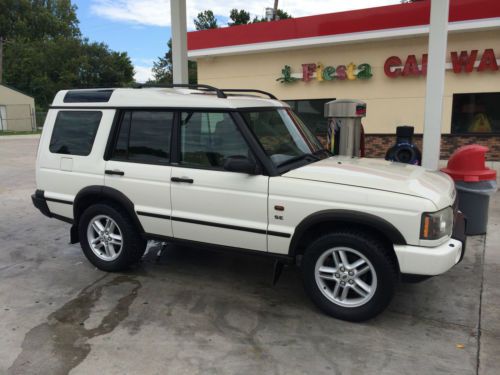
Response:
[112, 111, 173, 164]
[49, 111, 102, 156]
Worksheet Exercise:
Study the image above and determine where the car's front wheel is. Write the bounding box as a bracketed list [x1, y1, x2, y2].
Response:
[78, 203, 146, 271]
[302, 230, 398, 321]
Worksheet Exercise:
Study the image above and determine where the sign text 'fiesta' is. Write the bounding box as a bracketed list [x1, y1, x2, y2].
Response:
[277, 62, 372, 83]
[385, 48, 499, 78]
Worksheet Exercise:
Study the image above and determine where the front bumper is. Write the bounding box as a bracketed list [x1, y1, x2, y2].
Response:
[452, 210, 467, 262]
[394, 211, 467, 276]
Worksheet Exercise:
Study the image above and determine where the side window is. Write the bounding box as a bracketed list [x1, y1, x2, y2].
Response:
[180, 112, 250, 168]
[49, 111, 102, 156]
[111, 111, 173, 164]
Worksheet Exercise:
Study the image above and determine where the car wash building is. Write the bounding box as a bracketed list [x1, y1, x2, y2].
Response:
[187, 0, 500, 160]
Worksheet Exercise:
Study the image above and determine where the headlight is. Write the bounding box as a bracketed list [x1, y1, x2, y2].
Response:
[420, 207, 453, 240]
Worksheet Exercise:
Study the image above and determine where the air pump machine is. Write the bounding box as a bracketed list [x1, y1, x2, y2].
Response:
[324, 99, 366, 157]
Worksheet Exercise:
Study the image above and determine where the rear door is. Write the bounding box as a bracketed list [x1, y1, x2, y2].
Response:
[38, 109, 109, 220]
[170, 111, 269, 251]
[105, 110, 174, 237]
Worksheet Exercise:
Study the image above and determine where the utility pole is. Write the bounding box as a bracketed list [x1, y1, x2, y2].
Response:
[273, 0, 279, 20]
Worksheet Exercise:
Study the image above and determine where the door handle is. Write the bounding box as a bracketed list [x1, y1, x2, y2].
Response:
[105, 169, 125, 176]
[171, 177, 194, 183]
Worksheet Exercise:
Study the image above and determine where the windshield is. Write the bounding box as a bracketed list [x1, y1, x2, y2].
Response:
[241, 108, 327, 168]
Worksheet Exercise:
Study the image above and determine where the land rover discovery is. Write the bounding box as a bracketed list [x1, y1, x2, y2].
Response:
[32, 85, 466, 321]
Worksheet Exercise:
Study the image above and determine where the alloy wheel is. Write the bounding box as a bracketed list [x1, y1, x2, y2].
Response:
[86, 214, 123, 261]
[314, 246, 377, 308]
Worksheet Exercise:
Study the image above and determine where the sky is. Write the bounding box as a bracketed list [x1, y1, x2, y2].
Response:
[73, 0, 401, 83]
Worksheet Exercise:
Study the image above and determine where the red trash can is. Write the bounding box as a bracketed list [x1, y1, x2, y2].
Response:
[441, 145, 497, 235]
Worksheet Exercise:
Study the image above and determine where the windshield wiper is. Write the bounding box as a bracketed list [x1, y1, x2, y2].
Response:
[276, 153, 320, 168]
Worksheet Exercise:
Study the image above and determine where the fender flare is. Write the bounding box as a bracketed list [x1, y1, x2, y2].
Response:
[73, 185, 144, 233]
[289, 209, 407, 256]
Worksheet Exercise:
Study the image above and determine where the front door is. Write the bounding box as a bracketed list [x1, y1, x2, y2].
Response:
[105, 110, 174, 237]
[170, 111, 269, 251]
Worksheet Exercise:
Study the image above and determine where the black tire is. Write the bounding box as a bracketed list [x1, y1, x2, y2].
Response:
[302, 230, 398, 322]
[78, 202, 146, 272]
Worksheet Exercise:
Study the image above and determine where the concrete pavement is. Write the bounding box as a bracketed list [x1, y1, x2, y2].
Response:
[0, 137, 499, 375]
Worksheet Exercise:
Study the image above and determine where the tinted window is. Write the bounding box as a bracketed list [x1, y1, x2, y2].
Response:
[180, 112, 249, 168]
[112, 111, 173, 164]
[49, 111, 102, 156]
[451, 92, 500, 134]
[64, 90, 113, 103]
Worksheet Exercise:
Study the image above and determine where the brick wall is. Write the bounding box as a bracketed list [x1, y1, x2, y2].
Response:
[364, 134, 500, 161]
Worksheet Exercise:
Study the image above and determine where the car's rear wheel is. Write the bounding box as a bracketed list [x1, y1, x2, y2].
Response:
[86, 214, 124, 262]
[79, 203, 146, 271]
[302, 230, 397, 321]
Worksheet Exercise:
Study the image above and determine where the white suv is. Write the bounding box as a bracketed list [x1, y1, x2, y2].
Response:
[32, 85, 466, 321]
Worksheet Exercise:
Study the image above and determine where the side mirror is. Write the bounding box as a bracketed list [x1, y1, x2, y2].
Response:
[223, 156, 261, 175]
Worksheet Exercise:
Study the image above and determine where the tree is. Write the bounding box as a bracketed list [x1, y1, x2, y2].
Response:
[4, 37, 134, 109]
[151, 7, 294, 86]
[0, 0, 134, 110]
[151, 40, 172, 84]
[228, 9, 251, 26]
[151, 38, 197, 85]
[252, 9, 292, 23]
[78, 42, 134, 88]
[0, 0, 81, 84]
[276, 9, 292, 20]
[0, 0, 80, 40]
[194, 10, 218, 30]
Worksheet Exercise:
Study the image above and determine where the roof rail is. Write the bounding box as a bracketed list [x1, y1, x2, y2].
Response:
[137, 83, 227, 98]
[220, 89, 278, 100]
[136, 84, 278, 100]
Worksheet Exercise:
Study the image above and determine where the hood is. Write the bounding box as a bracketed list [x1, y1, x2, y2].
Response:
[283, 157, 455, 208]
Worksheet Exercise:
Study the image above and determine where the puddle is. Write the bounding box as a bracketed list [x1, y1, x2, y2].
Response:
[8, 274, 141, 375]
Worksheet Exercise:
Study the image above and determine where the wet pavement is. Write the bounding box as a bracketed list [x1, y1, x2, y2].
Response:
[1, 137, 499, 375]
